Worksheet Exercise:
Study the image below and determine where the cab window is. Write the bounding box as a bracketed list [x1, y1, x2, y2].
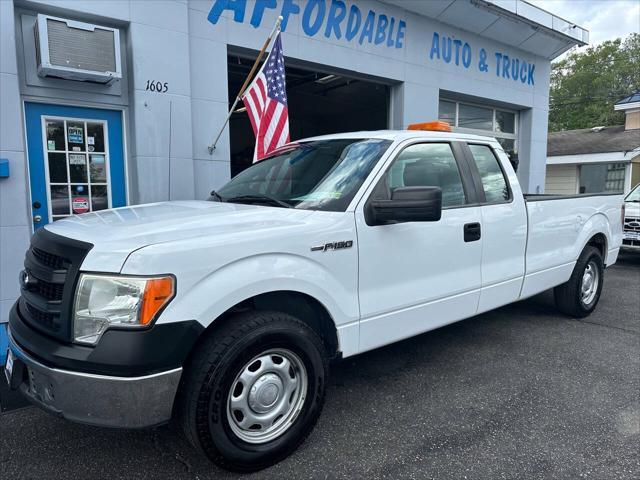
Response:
[385, 143, 466, 208]
[468, 144, 511, 203]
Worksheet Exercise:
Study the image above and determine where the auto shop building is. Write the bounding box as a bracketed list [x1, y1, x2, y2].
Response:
[0, 0, 587, 330]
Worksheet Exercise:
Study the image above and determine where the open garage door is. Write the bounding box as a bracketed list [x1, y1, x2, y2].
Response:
[228, 53, 392, 176]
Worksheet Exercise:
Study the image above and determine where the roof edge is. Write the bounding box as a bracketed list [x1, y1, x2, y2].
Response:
[614, 102, 640, 111]
[480, 0, 588, 55]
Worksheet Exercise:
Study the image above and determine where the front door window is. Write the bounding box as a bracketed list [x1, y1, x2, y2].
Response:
[43, 117, 111, 221]
[383, 143, 467, 208]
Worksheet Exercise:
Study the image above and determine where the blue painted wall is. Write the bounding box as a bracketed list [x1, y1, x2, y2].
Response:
[0, 324, 8, 366]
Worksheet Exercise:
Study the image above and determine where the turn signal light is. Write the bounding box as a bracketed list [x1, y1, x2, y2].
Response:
[407, 121, 452, 132]
[140, 277, 175, 326]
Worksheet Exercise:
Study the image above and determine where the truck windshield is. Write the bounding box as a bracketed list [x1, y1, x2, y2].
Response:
[625, 184, 640, 202]
[215, 139, 392, 211]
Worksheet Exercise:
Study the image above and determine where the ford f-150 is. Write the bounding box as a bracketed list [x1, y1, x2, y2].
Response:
[4, 124, 624, 471]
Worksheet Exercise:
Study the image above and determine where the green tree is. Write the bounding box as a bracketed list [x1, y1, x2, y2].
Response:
[549, 33, 640, 131]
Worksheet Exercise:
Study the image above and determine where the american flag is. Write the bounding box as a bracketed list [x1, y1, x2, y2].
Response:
[242, 32, 290, 162]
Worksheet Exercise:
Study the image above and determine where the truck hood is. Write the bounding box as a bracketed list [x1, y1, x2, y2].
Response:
[45, 201, 315, 272]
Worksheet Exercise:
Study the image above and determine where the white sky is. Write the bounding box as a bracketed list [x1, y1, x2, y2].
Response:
[528, 0, 640, 48]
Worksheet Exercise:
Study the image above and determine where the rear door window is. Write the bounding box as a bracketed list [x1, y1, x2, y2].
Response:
[468, 144, 511, 203]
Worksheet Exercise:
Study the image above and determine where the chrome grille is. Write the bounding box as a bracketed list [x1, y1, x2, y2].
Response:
[623, 217, 640, 232]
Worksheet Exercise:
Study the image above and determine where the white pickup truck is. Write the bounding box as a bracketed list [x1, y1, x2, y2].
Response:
[5, 125, 624, 471]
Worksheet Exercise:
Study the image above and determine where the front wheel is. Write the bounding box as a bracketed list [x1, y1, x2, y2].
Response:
[176, 311, 328, 471]
[554, 246, 604, 318]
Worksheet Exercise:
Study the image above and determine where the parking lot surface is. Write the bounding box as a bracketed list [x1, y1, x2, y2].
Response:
[1, 253, 638, 480]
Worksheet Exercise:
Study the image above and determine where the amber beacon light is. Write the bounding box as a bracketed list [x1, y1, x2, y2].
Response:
[407, 121, 453, 132]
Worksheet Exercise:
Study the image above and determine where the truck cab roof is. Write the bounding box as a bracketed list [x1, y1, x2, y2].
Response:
[301, 129, 504, 146]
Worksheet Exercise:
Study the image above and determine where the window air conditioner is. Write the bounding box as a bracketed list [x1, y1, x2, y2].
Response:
[34, 14, 122, 84]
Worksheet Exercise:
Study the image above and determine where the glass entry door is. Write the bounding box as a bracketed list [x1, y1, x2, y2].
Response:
[24, 103, 127, 229]
[44, 117, 111, 220]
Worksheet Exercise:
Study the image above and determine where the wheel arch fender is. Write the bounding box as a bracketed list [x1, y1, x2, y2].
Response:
[161, 253, 359, 356]
[575, 213, 611, 263]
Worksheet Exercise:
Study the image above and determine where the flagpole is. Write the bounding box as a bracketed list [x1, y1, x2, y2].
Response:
[208, 16, 283, 154]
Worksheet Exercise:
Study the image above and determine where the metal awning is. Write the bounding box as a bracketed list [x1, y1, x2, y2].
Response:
[381, 0, 588, 59]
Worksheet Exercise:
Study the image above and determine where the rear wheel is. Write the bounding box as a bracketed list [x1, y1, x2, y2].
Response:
[554, 246, 604, 318]
[177, 311, 328, 471]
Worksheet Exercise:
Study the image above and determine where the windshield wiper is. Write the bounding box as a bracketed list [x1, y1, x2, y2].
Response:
[225, 194, 292, 208]
[209, 190, 223, 202]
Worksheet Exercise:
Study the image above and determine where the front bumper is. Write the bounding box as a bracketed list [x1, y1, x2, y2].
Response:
[6, 329, 182, 428]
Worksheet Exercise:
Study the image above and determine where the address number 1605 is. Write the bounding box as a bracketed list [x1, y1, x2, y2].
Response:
[145, 80, 169, 93]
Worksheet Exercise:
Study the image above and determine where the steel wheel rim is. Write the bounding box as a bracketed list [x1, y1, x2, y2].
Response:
[227, 348, 308, 444]
[581, 261, 599, 305]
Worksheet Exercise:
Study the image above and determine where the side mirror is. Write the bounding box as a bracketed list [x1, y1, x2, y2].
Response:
[369, 186, 442, 225]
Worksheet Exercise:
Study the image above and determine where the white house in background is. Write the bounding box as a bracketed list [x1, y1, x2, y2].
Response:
[545, 91, 640, 195]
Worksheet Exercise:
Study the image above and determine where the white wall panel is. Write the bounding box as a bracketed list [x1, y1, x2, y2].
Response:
[0, 0, 18, 75]
[0, 73, 24, 153]
[193, 159, 230, 200]
[130, 23, 191, 96]
[131, 0, 188, 33]
[545, 164, 578, 195]
[0, 151, 29, 227]
[190, 98, 230, 162]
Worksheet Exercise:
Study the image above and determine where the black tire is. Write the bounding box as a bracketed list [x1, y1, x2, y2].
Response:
[176, 311, 328, 472]
[554, 246, 604, 318]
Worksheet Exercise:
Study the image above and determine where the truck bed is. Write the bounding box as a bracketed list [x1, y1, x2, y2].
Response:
[520, 192, 624, 299]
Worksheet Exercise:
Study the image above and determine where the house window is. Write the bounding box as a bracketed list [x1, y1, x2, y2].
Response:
[579, 163, 626, 193]
[438, 99, 518, 154]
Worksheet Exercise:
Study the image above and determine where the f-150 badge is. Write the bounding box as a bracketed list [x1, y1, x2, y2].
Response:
[311, 241, 353, 252]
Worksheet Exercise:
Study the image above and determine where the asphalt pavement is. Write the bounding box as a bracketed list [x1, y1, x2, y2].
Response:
[1, 252, 638, 479]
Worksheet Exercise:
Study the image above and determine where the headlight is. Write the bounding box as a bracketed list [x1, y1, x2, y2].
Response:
[73, 274, 175, 345]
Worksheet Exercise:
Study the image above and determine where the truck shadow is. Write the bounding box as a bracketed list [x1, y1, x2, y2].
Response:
[616, 250, 640, 267]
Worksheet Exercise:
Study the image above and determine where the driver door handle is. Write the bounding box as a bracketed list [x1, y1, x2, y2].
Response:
[464, 222, 481, 242]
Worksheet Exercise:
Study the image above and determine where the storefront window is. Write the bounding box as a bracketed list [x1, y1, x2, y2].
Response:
[495, 111, 515, 134]
[438, 100, 456, 125]
[458, 104, 493, 130]
[496, 138, 515, 152]
[579, 163, 626, 193]
[438, 98, 518, 155]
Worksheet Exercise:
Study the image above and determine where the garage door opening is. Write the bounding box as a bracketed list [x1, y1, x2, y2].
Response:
[228, 53, 391, 176]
